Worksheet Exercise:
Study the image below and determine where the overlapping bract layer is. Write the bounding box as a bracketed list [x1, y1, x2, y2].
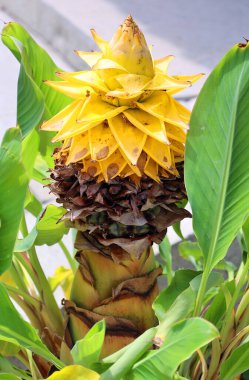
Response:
[41, 16, 202, 182]
[50, 154, 190, 255]
[64, 249, 161, 357]
[50, 154, 190, 356]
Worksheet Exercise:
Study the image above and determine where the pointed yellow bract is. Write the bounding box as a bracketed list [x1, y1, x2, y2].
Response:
[107, 16, 154, 77]
[41, 16, 203, 182]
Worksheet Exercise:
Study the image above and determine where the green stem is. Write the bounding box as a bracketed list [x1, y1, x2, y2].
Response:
[236, 287, 249, 323]
[16, 350, 31, 375]
[58, 240, 77, 272]
[26, 349, 41, 380]
[222, 325, 249, 363]
[237, 302, 249, 331]
[167, 271, 173, 285]
[29, 246, 64, 335]
[10, 292, 43, 331]
[197, 349, 208, 380]
[206, 338, 221, 380]
[9, 261, 28, 293]
[14, 252, 40, 293]
[193, 265, 210, 316]
[5, 283, 40, 308]
[20, 215, 29, 237]
[20, 215, 64, 336]
[235, 259, 246, 282]
[221, 255, 249, 344]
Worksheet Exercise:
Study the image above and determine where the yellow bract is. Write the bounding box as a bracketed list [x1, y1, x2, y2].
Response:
[41, 16, 203, 182]
[43, 365, 99, 380]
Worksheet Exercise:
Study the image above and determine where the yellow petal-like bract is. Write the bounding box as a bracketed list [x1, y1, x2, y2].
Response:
[42, 16, 203, 181]
[43, 365, 100, 380]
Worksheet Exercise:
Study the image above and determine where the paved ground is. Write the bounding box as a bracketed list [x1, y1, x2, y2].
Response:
[0, 1, 247, 282]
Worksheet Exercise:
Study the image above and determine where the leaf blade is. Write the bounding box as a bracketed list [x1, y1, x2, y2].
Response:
[71, 320, 105, 368]
[185, 43, 249, 269]
[131, 318, 218, 380]
[0, 283, 64, 369]
[0, 128, 29, 274]
[220, 341, 249, 380]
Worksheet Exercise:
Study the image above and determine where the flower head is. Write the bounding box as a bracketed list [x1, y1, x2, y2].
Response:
[42, 16, 202, 182]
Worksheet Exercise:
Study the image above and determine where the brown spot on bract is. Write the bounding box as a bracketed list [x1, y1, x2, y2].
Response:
[133, 147, 139, 155]
[87, 166, 97, 176]
[75, 148, 88, 160]
[107, 163, 119, 179]
[163, 157, 167, 162]
[103, 120, 109, 128]
[137, 152, 147, 172]
[96, 146, 109, 160]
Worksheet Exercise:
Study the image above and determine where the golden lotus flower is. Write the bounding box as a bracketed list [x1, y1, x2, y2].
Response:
[43, 16, 196, 358]
[41, 16, 202, 182]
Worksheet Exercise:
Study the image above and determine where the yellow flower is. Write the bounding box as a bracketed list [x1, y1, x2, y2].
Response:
[42, 16, 202, 182]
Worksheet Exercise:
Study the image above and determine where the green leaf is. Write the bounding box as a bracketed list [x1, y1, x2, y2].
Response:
[0, 356, 32, 380]
[32, 153, 50, 184]
[215, 259, 236, 279]
[158, 237, 173, 279]
[100, 328, 156, 380]
[242, 215, 249, 253]
[22, 129, 40, 177]
[153, 269, 199, 320]
[159, 236, 171, 263]
[2, 22, 71, 137]
[0, 128, 29, 274]
[14, 226, 37, 252]
[15, 204, 68, 250]
[155, 271, 222, 340]
[172, 199, 188, 240]
[190, 272, 223, 296]
[130, 318, 218, 380]
[219, 341, 249, 380]
[185, 42, 249, 270]
[1, 127, 22, 156]
[0, 339, 20, 356]
[156, 287, 196, 339]
[172, 222, 185, 240]
[178, 241, 203, 269]
[0, 375, 21, 380]
[204, 280, 235, 326]
[0, 283, 64, 369]
[71, 320, 105, 368]
[25, 190, 42, 217]
[173, 375, 189, 380]
[35, 205, 69, 245]
[17, 48, 45, 137]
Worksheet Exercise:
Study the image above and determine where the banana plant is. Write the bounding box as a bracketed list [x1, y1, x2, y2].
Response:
[0, 16, 249, 380]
